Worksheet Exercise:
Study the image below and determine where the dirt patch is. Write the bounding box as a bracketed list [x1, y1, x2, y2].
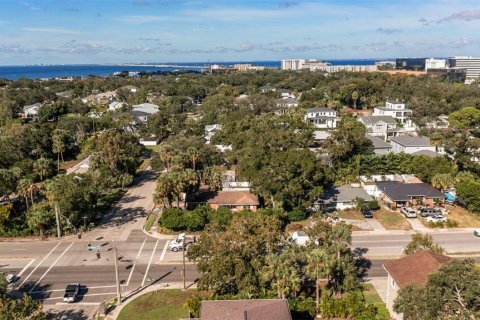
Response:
[444, 205, 480, 228]
[335, 210, 364, 220]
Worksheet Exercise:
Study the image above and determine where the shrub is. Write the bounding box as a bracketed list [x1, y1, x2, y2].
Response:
[144, 213, 157, 231]
[427, 221, 444, 228]
[287, 223, 304, 233]
[367, 200, 380, 210]
[288, 208, 308, 222]
[208, 206, 232, 226]
[159, 208, 186, 231]
[183, 210, 207, 231]
[446, 220, 459, 228]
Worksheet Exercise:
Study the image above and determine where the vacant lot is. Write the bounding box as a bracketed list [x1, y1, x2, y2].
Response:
[444, 205, 480, 228]
[373, 210, 412, 230]
[117, 289, 201, 320]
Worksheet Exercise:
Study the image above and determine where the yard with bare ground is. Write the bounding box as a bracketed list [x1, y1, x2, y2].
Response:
[444, 205, 480, 228]
[373, 209, 412, 230]
[335, 209, 364, 220]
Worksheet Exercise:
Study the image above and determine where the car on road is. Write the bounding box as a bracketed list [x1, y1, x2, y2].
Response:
[361, 206, 373, 218]
[400, 207, 417, 218]
[63, 283, 80, 303]
[474, 229, 480, 237]
[169, 233, 193, 252]
[418, 207, 441, 217]
[5, 273, 19, 284]
[426, 215, 447, 223]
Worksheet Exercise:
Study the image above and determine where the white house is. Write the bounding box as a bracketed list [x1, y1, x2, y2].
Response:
[317, 186, 373, 211]
[358, 115, 402, 141]
[108, 101, 126, 111]
[260, 85, 277, 93]
[373, 100, 416, 130]
[277, 89, 295, 99]
[304, 107, 337, 129]
[390, 135, 436, 154]
[22, 103, 42, 120]
[205, 124, 223, 144]
[131, 103, 159, 123]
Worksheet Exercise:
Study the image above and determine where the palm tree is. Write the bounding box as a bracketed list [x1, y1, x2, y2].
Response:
[431, 173, 454, 191]
[329, 223, 352, 261]
[26, 201, 55, 238]
[305, 248, 327, 312]
[45, 179, 63, 238]
[262, 253, 301, 299]
[33, 157, 52, 181]
[52, 129, 67, 171]
[187, 147, 200, 170]
[17, 178, 32, 209]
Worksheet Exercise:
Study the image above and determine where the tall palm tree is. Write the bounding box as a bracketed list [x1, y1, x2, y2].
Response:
[262, 253, 301, 299]
[187, 146, 200, 171]
[305, 248, 327, 312]
[52, 129, 67, 171]
[45, 179, 63, 238]
[17, 178, 32, 209]
[33, 157, 52, 181]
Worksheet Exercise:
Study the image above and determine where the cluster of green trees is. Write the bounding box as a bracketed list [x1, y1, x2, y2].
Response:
[0, 276, 44, 319]
[186, 214, 388, 319]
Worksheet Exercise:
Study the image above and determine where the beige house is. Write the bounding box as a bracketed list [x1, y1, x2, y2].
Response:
[383, 250, 450, 319]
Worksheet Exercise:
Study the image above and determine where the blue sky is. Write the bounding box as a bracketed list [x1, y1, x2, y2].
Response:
[1, 0, 480, 65]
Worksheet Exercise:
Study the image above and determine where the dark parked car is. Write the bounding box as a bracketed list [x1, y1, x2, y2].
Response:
[361, 206, 373, 218]
[418, 207, 441, 217]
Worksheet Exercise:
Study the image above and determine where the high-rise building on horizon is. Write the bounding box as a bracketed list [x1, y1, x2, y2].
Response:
[281, 59, 305, 70]
[425, 58, 446, 70]
[449, 56, 480, 84]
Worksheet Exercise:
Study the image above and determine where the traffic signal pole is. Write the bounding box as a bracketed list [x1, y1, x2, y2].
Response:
[113, 241, 122, 305]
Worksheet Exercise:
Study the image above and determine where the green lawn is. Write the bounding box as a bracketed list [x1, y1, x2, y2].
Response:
[335, 210, 364, 220]
[363, 284, 390, 319]
[117, 289, 197, 320]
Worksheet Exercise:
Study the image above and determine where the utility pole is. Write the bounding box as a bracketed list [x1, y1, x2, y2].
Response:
[55, 203, 61, 238]
[113, 241, 122, 305]
[182, 240, 186, 290]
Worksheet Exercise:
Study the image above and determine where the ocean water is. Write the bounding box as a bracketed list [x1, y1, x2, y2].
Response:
[0, 60, 381, 80]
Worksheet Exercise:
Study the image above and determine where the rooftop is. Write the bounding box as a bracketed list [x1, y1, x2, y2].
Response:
[321, 186, 372, 204]
[306, 107, 336, 113]
[376, 181, 445, 201]
[390, 135, 432, 147]
[359, 115, 396, 125]
[207, 191, 259, 206]
[366, 134, 392, 149]
[132, 103, 159, 115]
[383, 250, 450, 288]
[200, 299, 292, 320]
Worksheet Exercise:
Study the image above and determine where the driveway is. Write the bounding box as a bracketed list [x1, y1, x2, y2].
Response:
[407, 218, 429, 232]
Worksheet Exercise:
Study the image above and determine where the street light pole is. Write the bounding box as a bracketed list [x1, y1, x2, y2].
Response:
[113, 241, 122, 305]
[182, 240, 186, 290]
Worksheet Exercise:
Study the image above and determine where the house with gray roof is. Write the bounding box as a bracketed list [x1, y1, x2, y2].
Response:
[359, 115, 403, 141]
[316, 186, 373, 211]
[22, 103, 42, 120]
[275, 97, 299, 114]
[304, 107, 337, 129]
[376, 181, 445, 209]
[390, 135, 436, 154]
[366, 134, 392, 154]
[373, 100, 417, 131]
[131, 103, 159, 123]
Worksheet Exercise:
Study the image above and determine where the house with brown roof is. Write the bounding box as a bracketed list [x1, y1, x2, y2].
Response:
[207, 190, 259, 212]
[383, 250, 450, 319]
[195, 299, 292, 320]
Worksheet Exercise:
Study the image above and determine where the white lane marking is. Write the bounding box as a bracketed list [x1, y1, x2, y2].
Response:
[17, 258, 36, 277]
[159, 240, 169, 261]
[19, 242, 62, 287]
[126, 238, 147, 286]
[29, 242, 74, 293]
[142, 239, 159, 286]
[30, 284, 128, 294]
[56, 302, 101, 306]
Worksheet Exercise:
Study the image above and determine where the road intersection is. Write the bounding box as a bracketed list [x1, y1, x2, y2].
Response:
[1, 168, 480, 318]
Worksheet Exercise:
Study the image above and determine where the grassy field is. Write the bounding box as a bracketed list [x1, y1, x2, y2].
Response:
[144, 213, 158, 232]
[363, 284, 391, 319]
[117, 289, 199, 320]
[373, 210, 412, 230]
[444, 205, 480, 228]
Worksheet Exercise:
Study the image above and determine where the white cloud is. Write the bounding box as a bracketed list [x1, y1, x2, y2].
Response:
[0, 44, 30, 54]
[438, 10, 480, 23]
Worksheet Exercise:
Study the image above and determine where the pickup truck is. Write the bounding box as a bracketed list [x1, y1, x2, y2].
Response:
[169, 233, 195, 252]
[63, 283, 80, 303]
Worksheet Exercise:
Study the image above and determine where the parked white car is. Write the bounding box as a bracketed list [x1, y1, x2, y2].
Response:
[400, 207, 417, 218]
[474, 229, 480, 237]
[426, 215, 447, 223]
